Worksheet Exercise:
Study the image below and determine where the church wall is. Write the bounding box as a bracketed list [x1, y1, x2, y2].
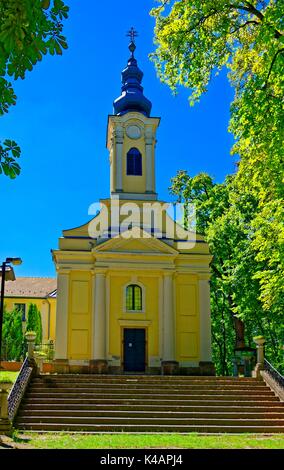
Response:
[67, 271, 92, 360]
[108, 274, 129, 360]
[175, 274, 200, 367]
[108, 272, 160, 371]
[138, 275, 159, 359]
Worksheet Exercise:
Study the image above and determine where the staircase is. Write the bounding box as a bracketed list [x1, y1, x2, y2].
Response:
[15, 375, 284, 433]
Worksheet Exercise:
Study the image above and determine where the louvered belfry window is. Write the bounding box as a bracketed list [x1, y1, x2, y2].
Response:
[127, 148, 142, 176]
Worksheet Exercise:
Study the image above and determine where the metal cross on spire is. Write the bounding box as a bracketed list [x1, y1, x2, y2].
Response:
[126, 27, 138, 44]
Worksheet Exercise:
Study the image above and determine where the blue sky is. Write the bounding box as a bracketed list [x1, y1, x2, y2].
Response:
[0, 0, 236, 277]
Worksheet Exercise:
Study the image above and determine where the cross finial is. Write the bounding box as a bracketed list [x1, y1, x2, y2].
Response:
[126, 27, 138, 44]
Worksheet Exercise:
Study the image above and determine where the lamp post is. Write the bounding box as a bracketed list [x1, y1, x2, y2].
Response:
[0, 257, 22, 368]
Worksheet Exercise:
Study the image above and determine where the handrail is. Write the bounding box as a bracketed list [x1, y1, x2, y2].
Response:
[7, 356, 35, 421]
[264, 358, 284, 390]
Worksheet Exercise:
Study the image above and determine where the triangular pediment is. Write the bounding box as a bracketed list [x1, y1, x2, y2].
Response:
[95, 227, 178, 255]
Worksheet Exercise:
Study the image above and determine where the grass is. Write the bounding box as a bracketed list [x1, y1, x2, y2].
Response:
[13, 432, 284, 449]
[0, 371, 19, 384]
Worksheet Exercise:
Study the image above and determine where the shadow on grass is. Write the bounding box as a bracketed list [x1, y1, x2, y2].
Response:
[12, 429, 32, 444]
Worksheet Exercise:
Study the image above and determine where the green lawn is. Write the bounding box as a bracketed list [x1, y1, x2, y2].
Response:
[14, 432, 284, 449]
[0, 371, 19, 383]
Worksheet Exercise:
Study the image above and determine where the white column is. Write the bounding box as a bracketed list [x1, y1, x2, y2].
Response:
[91, 273, 96, 358]
[199, 276, 212, 362]
[93, 272, 107, 360]
[54, 271, 69, 360]
[163, 272, 175, 361]
[115, 127, 123, 192]
[145, 130, 153, 193]
[158, 276, 164, 361]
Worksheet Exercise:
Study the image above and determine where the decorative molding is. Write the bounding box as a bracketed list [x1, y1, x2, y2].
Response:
[114, 125, 124, 143]
[111, 192, 158, 201]
[126, 125, 141, 139]
[57, 268, 71, 275]
[118, 319, 151, 327]
[163, 270, 175, 277]
[94, 228, 179, 255]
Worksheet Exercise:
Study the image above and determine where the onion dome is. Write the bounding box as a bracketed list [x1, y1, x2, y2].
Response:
[113, 39, 152, 117]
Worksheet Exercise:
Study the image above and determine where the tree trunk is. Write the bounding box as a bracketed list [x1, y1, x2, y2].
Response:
[233, 315, 246, 349]
[228, 294, 246, 349]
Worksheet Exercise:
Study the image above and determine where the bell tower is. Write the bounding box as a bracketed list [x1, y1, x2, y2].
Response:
[107, 29, 160, 201]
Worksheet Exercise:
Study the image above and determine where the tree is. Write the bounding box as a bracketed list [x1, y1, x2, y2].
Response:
[2, 307, 24, 360]
[26, 303, 42, 344]
[151, 1, 284, 346]
[0, 0, 69, 178]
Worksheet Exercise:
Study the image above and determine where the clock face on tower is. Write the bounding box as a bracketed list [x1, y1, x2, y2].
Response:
[126, 125, 141, 139]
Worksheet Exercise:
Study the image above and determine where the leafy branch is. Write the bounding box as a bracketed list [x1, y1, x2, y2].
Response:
[0, 0, 69, 180]
[263, 48, 284, 89]
[0, 139, 21, 179]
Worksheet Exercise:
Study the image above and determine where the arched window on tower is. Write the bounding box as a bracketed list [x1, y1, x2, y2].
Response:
[127, 148, 142, 176]
[126, 284, 142, 311]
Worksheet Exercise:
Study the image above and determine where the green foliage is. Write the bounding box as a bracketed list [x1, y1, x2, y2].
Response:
[2, 308, 24, 360]
[152, 1, 284, 373]
[26, 304, 42, 344]
[0, 0, 69, 179]
[0, 138, 21, 178]
[35, 339, 54, 361]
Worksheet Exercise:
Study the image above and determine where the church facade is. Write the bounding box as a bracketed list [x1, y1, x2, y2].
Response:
[52, 38, 214, 375]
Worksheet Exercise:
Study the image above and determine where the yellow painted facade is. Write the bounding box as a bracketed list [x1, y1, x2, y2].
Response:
[4, 297, 56, 342]
[52, 47, 214, 375]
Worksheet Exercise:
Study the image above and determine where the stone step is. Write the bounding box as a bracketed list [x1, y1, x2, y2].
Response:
[17, 409, 284, 419]
[20, 403, 284, 412]
[34, 375, 259, 382]
[25, 391, 277, 401]
[30, 382, 269, 391]
[25, 384, 271, 393]
[15, 423, 284, 433]
[16, 415, 284, 425]
[24, 394, 279, 406]
[33, 374, 264, 386]
[16, 373, 284, 434]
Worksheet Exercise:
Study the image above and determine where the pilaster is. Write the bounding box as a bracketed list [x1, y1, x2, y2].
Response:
[145, 128, 154, 193]
[115, 126, 124, 192]
[163, 272, 174, 360]
[198, 275, 212, 362]
[54, 270, 70, 360]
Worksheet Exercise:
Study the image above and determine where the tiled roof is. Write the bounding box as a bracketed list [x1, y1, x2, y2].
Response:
[5, 277, 57, 298]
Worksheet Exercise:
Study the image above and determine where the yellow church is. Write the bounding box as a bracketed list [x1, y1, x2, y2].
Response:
[52, 37, 214, 376]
